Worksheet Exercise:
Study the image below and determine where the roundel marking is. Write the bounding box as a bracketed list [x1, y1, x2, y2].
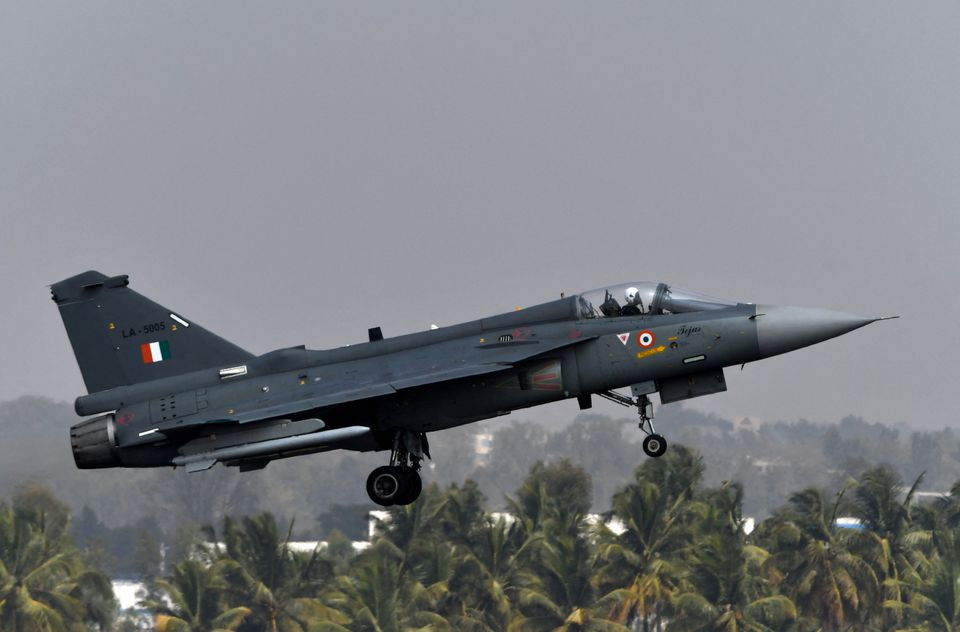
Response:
[637, 330, 655, 348]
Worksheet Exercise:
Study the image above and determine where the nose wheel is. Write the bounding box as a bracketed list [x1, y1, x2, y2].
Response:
[598, 389, 667, 458]
[642, 433, 667, 458]
[366, 430, 428, 506]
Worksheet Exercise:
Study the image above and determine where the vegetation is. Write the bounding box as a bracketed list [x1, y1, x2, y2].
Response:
[4, 396, 960, 629]
[0, 485, 115, 631]
[7, 449, 960, 630]
[5, 396, 960, 532]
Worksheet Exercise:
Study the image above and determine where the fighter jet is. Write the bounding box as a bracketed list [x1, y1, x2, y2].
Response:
[51, 271, 893, 506]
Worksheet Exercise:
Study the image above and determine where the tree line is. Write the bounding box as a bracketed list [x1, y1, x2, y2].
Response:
[5, 396, 960, 535]
[4, 445, 960, 631]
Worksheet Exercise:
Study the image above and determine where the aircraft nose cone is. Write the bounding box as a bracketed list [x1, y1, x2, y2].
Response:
[755, 305, 879, 358]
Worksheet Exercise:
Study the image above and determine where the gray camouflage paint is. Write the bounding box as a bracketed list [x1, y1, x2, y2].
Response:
[53, 271, 881, 472]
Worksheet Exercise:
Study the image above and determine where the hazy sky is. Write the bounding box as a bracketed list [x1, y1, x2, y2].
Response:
[1, 2, 957, 429]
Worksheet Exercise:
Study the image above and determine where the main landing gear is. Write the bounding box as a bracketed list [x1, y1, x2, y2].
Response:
[366, 430, 429, 506]
[598, 389, 668, 458]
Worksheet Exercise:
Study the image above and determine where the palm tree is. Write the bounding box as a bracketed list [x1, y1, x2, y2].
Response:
[594, 447, 704, 630]
[885, 519, 960, 631]
[375, 483, 449, 569]
[505, 478, 559, 541]
[596, 559, 676, 632]
[214, 513, 347, 632]
[470, 516, 541, 597]
[435, 480, 489, 549]
[671, 484, 797, 632]
[0, 494, 116, 632]
[672, 592, 797, 632]
[503, 467, 627, 632]
[934, 480, 960, 529]
[143, 559, 250, 632]
[506, 460, 592, 539]
[336, 538, 449, 632]
[373, 482, 509, 630]
[849, 466, 926, 628]
[512, 531, 627, 632]
[438, 515, 543, 631]
[760, 487, 879, 630]
[440, 551, 510, 631]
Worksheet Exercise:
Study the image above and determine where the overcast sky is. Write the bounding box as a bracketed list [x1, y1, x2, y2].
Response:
[1, 2, 957, 429]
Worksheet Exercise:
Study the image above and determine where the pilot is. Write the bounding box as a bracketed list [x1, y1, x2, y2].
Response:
[599, 289, 622, 317]
[621, 287, 644, 315]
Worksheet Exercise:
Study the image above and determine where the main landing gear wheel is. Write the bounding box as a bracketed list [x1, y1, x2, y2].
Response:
[366, 466, 404, 506]
[366, 430, 430, 506]
[642, 434, 667, 458]
[397, 468, 422, 505]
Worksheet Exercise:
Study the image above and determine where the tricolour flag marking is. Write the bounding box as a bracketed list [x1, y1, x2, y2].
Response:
[140, 340, 170, 364]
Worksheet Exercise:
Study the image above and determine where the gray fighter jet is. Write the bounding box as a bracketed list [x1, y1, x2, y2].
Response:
[51, 271, 894, 506]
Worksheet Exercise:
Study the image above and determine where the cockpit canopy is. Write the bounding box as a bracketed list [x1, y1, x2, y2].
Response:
[577, 282, 738, 318]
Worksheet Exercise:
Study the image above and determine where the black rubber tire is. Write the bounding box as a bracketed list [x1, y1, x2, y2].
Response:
[366, 466, 404, 506]
[642, 434, 668, 458]
[396, 469, 422, 506]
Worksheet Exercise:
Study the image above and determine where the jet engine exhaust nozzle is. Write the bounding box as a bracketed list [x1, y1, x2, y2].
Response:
[70, 413, 121, 469]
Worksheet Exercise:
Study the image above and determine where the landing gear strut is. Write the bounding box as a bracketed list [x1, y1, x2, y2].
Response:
[598, 389, 667, 458]
[366, 430, 428, 506]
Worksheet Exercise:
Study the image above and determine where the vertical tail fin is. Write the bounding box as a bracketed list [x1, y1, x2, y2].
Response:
[51, 271, 253, 393]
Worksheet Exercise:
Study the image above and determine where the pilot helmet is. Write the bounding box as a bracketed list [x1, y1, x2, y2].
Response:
[625, 286, 641, 305]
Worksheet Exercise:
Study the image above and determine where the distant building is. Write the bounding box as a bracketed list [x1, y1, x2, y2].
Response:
[287, 540, 371, 554]
[371, 509, 629, 537]
[368, 510, 391, 539]
[910, 490, 952, 502]
[112, 580, 146, 612]
[474, 432, 494, 467]
[583, 513, 627, 536]
[197, 539, 371, 557]
[734, 416, 761, 429]
[112, 580, 158, 630]
[750, 458, 786, 475]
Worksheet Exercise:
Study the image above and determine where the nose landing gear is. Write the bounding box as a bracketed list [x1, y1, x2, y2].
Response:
[641, 431, 667, 458]
[597, 388, 668, 458]
[366, 430, 428, 506]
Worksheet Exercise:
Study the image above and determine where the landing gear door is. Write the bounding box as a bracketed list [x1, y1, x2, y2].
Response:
[630, 381, 656, 397]
[658, 369, 727, 404]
